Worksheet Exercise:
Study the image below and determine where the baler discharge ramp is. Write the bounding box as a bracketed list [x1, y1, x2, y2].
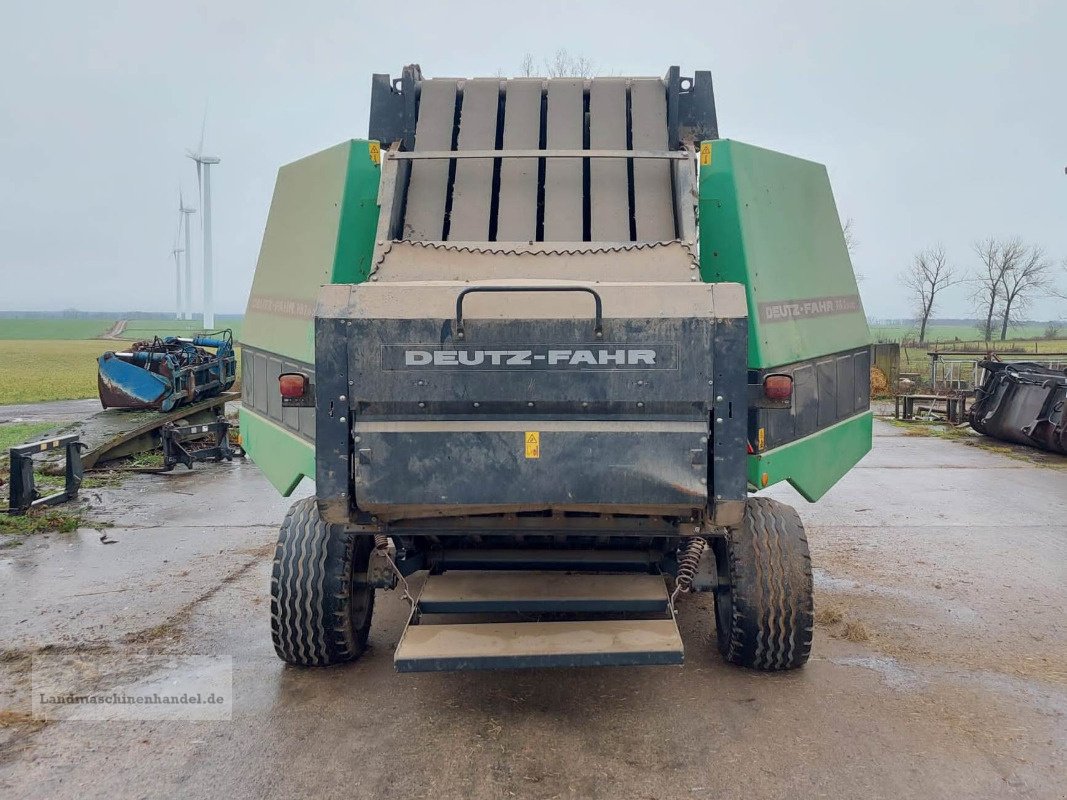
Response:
[395, 570, 682, 672]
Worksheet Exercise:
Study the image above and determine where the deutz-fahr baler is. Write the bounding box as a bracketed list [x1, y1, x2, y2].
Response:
[240, 65, 872, 672]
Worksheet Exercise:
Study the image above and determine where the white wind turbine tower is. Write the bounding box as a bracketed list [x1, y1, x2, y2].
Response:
[188, 121, 220, 330]
[178, 188, 196, 322]
[171, 245, 184, 320]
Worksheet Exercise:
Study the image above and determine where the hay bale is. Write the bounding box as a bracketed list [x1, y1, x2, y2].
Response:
[870, 366, 889, 397]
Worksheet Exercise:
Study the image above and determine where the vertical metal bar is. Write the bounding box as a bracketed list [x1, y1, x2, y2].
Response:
[589, 78, 630, 241]
[404, 79, 458, 241]
[448, 79, 500, 241]
[496, 79, 542, 241]
[543, 79, 584, 241]
[630, 79, 675, 241]
[64, 440, 84, 502]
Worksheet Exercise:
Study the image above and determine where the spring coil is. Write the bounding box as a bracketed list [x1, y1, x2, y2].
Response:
[671, 537, 707, 607]
[374, 534, 389, 550]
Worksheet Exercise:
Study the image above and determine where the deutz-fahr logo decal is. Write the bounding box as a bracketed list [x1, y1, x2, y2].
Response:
[381, 344, 675, 371]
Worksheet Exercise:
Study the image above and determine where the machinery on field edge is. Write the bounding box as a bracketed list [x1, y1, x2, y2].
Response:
[239, 64, 873, 673]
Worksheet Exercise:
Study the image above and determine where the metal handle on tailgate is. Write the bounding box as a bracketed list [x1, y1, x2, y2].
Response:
[454, 286, 604, 339]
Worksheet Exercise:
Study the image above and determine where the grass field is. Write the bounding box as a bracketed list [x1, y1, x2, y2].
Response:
[0, 340, 109, 404]
[0, 316, 243, 342]
[0, 319, 113, 340]
[870, 322, 1058, 342]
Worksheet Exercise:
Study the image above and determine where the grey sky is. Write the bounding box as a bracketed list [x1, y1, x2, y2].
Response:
[2, 0, 1065, 320]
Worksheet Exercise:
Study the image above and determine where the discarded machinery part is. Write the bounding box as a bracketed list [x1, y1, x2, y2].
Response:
[669, 537, 708, 610]
[153, 415, 242, 472]
[373, 534, 414, 604]
[97, 329, 237, 412]
[7, 434, 85, 515]
[390, 148, 688, 161]
[454, 285, 604, 339]
[969, 360, 1067, 454]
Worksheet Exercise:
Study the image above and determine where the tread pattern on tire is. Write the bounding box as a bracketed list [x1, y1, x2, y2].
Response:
[271, 497, 374, 667]
[715, 497, 814, 671]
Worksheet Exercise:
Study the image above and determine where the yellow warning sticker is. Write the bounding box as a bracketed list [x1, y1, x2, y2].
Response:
[699, 142, 712, 166]
[524, 431, 540, 459]
[757, 427, 766, 451]
[368, 140, 381, 165]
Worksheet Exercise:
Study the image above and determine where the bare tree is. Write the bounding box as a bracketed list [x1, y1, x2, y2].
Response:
[519, 52, 536, 77]
[842, 217, 857, 255]
[840, 216, 865, 282]
[900, 245, 956, 343]
[543, 49, 595, 78]
[997, 245, 1054, 339]
[971, 237, 1023, 341]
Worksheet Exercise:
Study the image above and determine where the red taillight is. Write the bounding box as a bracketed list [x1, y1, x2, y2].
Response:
[763, 374, 793, 401]
[279, 373, 308, 399]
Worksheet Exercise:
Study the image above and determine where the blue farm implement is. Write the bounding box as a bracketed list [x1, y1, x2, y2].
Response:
[98, 331, 236, 412]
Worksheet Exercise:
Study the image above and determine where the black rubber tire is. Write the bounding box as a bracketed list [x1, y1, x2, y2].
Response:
[270, 497, 375, 666]
[712, 497, 814, 670]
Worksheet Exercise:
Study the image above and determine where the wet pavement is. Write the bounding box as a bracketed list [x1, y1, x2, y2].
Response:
[0, 399, 101, 425]
[0, 420, 1065, 799]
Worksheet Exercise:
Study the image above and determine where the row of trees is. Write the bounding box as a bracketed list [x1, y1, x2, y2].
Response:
[899, 238, 1063, 342]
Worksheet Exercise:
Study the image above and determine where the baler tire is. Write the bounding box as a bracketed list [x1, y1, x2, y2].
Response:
[712, 497, 813, 670]
[270, 497, 375, 667]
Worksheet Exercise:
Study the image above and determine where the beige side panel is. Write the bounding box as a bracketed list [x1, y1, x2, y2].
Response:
[325, 280, 750, 321]
[543, 79, 584, 241]
[589, 78, 630, 241]
[630, 79, 675, 241]
[496, 79, 542, 241]
[404, 79, 457, 241]
[448, 79, 499, 241]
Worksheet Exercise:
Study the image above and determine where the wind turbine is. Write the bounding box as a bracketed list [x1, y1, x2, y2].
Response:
[171, 245, 184, 320]
[188, 118, 220, 330]
[178, 188, 196, 322]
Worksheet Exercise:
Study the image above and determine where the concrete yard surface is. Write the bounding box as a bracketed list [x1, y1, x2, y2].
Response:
[0, 420, 1065, 799]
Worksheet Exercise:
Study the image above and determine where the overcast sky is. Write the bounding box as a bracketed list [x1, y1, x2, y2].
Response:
[2, 0, 1065, 320]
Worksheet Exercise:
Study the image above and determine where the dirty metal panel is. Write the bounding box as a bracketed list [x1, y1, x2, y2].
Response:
[394, 618, 684, 672]
[403, 79, 457, 241]
[751, 346, 872, 451]
[836, 353, 856, 419]
[353, 424, 707, 517]
[589, 78, 630, 242]
[543, 79, 584, 241]
[345, 314, 718, 409]
[630, 79, 675, 241]
[496, 79, 542, 241]
[418, 572, 669, 614]
[448, 78, 499, 241]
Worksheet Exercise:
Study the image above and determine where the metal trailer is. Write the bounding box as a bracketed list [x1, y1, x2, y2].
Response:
[240, 65, 872, 672]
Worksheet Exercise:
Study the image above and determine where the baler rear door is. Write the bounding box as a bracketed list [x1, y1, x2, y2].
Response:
[320, 280, 747, 522]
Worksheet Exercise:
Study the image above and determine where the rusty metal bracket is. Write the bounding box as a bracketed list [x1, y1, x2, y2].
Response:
[7, 434, 85, 515]
[156, 416, 240, 472]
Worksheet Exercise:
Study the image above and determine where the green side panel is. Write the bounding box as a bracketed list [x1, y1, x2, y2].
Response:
[748, 411, 872, 501]
[698, 139, 870, 368]
[239, 408, 315, 496]
[241, 139, 380, 363]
